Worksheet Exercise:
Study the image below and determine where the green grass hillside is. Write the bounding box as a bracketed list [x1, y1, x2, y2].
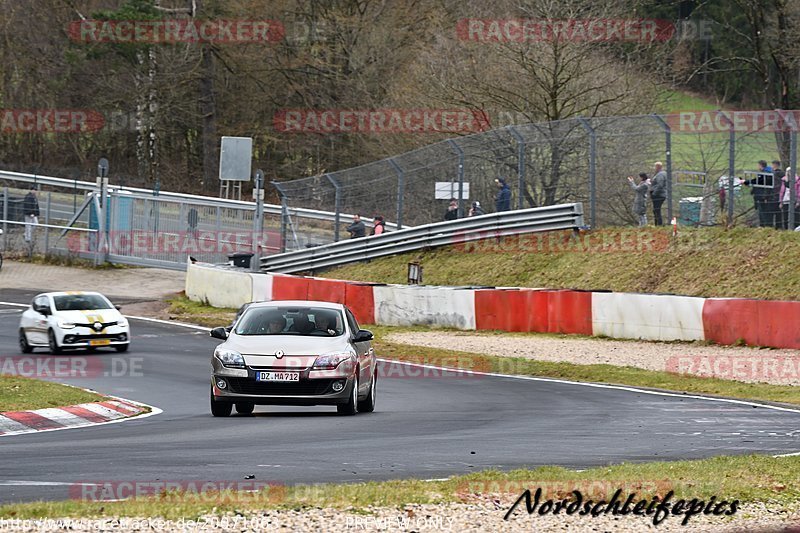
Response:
[321, 227, 800, 301]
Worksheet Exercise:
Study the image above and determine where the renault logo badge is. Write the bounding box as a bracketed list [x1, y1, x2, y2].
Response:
[275, 350, 284, 359]
[92, 322, 103, 332]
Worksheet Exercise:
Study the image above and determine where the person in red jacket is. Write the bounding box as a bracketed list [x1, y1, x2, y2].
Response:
[371, 216, 385, 235]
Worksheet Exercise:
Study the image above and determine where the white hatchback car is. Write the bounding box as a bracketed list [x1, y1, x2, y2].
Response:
[19, 291, 130, 354]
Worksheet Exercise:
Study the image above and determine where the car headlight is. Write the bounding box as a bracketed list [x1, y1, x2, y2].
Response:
[214, 347, 245, 369]
[117, 318, 128, 327]
[57, 320, 76, 330]
[312, 352, 355, 371]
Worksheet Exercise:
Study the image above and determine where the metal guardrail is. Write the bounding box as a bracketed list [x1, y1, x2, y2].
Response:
[261, 203, 584, 273]
[0, 169, 401, 230]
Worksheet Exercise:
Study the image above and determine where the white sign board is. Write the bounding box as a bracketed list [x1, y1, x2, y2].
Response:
[435, 182, 470, 200]
[219, 136, 253, 181]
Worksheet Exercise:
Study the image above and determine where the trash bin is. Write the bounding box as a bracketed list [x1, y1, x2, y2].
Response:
[228, 252, 254, 268]
[678, 197, 702, 226]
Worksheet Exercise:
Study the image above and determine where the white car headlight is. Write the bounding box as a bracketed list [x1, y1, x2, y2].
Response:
[312, 352, 355, 371]
[117, 318, 128, 327]
[214, 347, 245, 369]
[57, 320, 76, 330]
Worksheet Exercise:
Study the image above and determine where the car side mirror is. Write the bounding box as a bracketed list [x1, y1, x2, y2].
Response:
[353, 329, 373, 342]
[209, 327, 229, 340]
[114, 305, 122, 310]
[34, 304, 51, 316]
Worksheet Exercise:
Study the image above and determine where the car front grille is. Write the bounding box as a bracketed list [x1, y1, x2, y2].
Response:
[225, 377, 334, 396]
[63, 333, 128, 344]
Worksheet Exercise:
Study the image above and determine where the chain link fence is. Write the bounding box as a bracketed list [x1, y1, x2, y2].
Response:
[274, 112, 799, 238]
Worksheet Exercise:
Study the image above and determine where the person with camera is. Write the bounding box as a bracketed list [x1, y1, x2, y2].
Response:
[627, 173, 651, 227]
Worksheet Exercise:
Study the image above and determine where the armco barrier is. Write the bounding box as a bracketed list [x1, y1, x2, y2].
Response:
[592, 293, 706, 341]
[373, 285, 476, 329]
[703, 299, 800, 349]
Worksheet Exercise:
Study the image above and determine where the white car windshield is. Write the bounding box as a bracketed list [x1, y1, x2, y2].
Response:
[235, 306, 345, 337]
[53, 294, 113, 311]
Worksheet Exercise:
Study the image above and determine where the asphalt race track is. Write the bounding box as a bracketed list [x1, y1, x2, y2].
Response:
[1, 291, 800, 504]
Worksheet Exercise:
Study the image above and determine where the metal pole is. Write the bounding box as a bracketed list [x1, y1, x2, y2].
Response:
[448, 139, 465, 217]
[253, 169, 265, 272]
[2, 187, 7, 252]
[651, 114, 673, 222]
[389, 158, 404, 229]
[790, 130, 797, 230]
[577, 117, 597, 228]
[325, 174, 341, 241]
[215, 205, 222, 258]
[507, 126, 526, 210]
[272, 182, 288, 254]
[44, 192, 51, 256]
[716, 111, 736, 225]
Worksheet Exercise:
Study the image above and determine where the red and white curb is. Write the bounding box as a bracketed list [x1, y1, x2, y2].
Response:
[0, 398, 158, 437]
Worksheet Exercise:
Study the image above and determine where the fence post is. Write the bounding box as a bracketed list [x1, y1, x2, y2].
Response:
[44, 192, 51, 256]
[325, 174, 341, 242]
[790, 130, 797, 230]
[2, 187, 7, 252]
[716, 110, 736, 226]
[388, 158, 404, 229]
[215, 205, 222, 256]
[272, 182, 288, 254]
[651, 114, 673, 222]
[507, 126, 526, 210]
[577, 117, 597, 228]
[253, 169, 265, 271]
[447, 139, 465, 217]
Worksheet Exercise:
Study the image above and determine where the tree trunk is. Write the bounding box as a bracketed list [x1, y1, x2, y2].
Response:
[199, 44, 218, 194]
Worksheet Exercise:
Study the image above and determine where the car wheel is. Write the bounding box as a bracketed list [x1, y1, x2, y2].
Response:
[48, 329, 62, 355]
[357, 370, 377, 413]
[114, 344, 129, 353]
[235, 402, 255, 415]
[337, 373, 358, 416]
[19, 329, 33, 354]
[210, 387, 232, 417]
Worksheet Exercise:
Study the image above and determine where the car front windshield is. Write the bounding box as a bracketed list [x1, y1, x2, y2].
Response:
[235, 306, 345, 337]
[53, 294, 113, 311]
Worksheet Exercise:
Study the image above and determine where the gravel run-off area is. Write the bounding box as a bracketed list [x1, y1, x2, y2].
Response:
[385, 331, 800, 387]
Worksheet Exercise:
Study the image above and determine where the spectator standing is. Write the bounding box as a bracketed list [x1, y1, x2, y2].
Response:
[745, 160, 773, 227]
[627, 173, 650, 227]
[769, 160, 784, 228]
[346, 214, 366, 238]
[23, 186, 39, 243]
[371, 216, 385, 235]
[444, 199, 458, 221]
[468, 201, 485, 217]
[494, 178, 511, 212]
[650, 161, 667, 226]
[779, 167, 800, 230]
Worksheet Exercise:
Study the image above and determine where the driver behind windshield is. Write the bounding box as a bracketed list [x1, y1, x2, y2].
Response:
[312, 311, 336, 335]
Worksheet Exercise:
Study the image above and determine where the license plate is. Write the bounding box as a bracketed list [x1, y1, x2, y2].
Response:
[255, 372, 299, 382]
[89, 339, 111, 346]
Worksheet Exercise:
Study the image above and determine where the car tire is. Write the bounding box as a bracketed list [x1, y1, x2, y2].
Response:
[337, 374, 358, 416]
[115, 344, 129, 353]
[210, 387, 232, 417]
[48, 329, 62, 355]
[357, 370, 377, 413]
[235, 402, 255, 415]
[19, 329, 33, 354]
